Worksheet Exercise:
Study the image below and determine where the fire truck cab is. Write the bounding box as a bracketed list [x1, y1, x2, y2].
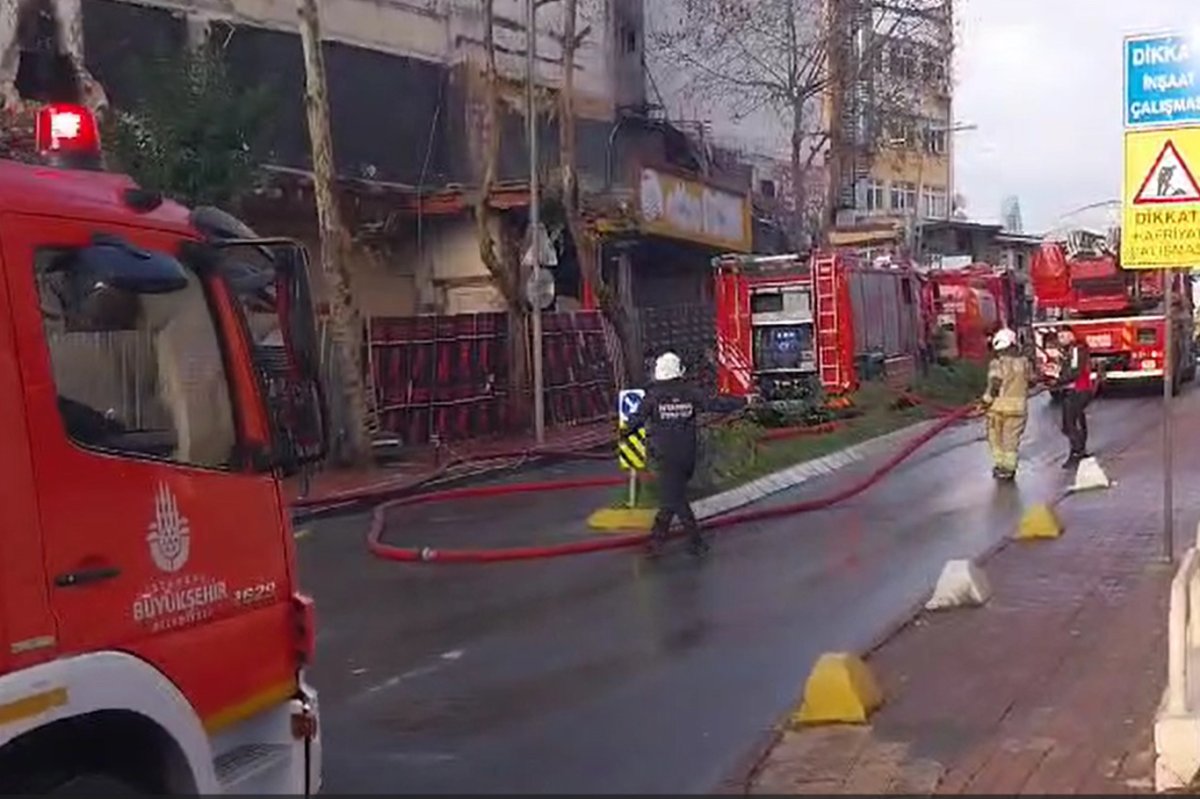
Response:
[0, 105, 324, 793]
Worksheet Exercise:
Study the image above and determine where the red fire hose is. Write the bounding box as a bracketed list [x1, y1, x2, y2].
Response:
[299, 392, 974, 517]
[365, 401, 977, 565]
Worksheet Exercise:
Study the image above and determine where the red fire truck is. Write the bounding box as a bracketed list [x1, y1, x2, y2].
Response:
[713, 251, 927, 401]
[927, 264, 1025, 362]
[0, 104, 324, 792]
[1031, 232, 1196, 395]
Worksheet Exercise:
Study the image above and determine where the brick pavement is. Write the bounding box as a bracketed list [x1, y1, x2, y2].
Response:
[746, 409, 1200, 795]
[285, 420, 613, 506]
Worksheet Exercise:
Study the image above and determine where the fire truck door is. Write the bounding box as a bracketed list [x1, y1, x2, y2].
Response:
[0, 214, 294, 708]
[0, 228, 57, 672]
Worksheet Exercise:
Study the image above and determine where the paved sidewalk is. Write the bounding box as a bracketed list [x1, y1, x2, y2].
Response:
[746, 406, 1198, 794]
[285, 419, 613, 506]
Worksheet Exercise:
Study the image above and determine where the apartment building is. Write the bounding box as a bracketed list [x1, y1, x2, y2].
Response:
[826, 0, 955, 249]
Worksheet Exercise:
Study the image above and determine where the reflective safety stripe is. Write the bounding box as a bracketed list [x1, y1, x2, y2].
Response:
[618, 423, 647, 470]
[989, 397, 1026, 415]
[202, 679, 297, 734]
[0, 687, 68, 726]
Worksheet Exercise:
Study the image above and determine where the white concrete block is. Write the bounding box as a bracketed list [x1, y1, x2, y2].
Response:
[1071, 456, 1111, 492]
[925, 559, 992, 610]
[1155, 713, 1200, 792]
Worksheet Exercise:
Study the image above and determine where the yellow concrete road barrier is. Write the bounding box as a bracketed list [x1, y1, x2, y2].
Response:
[792, 652, 883, 726]
[1015, 503, 1062, 540]
[587, 507, 656, 533]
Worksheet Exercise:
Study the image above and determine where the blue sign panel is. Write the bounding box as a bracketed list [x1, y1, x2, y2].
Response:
[1126, 33, 1200, 129]
[618, 389, 644, 425]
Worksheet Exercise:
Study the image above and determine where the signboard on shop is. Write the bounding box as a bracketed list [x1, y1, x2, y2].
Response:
[638, 167, 751, 252]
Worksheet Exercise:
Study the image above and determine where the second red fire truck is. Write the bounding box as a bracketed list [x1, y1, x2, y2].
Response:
[1031, 231, 1196, 395]
[713, 251, 928, 403]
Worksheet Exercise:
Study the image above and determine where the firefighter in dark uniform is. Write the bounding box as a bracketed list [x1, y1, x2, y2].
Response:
[1056, 327, 1093, 467]
[624, 352, 750, 557]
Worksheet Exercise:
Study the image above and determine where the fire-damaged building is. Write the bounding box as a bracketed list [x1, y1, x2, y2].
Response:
[3, 0, 779, 444]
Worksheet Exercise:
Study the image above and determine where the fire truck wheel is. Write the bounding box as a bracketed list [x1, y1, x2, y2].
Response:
[48, 773, 145, 795]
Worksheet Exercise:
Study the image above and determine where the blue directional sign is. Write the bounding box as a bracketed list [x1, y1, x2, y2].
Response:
[1126, 33, 1200, 129]
[618, 389, 645, 426]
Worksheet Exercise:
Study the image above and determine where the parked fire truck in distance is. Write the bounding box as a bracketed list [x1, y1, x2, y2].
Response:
[0, 104, 325, 793]
[1030, 232, 1196, 395]
[927, 265, 1025, 363]
[713, 252, 927, 402]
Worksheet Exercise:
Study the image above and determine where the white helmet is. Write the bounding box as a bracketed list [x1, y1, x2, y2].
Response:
[992, 327, 1017, 351]
[653, 351, 685, 381]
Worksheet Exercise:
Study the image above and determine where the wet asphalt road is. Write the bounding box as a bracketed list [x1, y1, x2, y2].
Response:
[299, 388, 1176, 794]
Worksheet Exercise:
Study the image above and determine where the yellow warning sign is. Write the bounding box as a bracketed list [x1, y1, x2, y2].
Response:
[617, 422, 647, 470]
[1121, 126, 1200, 269]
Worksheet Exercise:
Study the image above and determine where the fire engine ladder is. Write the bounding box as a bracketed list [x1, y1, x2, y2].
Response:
[814, 255, 844, 391]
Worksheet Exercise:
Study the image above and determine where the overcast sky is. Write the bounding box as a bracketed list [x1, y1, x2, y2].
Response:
[954, 0, 1200, 233]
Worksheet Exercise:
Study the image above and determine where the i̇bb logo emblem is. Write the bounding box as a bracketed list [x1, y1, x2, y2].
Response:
[146, 483, 191, 573]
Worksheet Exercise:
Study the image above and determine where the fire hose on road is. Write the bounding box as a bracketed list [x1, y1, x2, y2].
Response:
[360, 398, 980, 565]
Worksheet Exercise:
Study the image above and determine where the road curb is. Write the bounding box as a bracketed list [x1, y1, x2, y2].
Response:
[694, 418, 943, 523]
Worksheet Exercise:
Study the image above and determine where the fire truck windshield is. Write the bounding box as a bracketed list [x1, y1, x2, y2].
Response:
[35, 237, 237, 469]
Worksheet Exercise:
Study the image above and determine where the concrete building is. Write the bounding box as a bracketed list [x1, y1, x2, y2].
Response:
[826, 0, 955, 250]
[8, 0, 649, 318]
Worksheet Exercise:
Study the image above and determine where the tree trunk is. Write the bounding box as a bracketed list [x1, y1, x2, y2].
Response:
[790, 98, 805, 248]
[477, 0, 531, 427]
[297, 0, 372, 466]
[558, 0, 640, 386]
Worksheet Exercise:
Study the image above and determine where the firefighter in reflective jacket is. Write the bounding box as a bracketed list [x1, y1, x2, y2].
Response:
[1055, 327, 1093, 468]
[981, 328, 1029, 481]
[624, 352, 749, 557]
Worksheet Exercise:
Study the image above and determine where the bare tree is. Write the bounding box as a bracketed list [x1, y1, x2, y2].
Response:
[297, 0, 373, 465]
[650, 0, 950, 238]
[475, 0, 532, 427]
[0, 0, 108, 114]
[554, 0, 641, 384]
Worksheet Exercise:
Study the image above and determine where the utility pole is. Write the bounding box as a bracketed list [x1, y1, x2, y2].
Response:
[297, 0, 372, 465]
[526, 0, 545, 444]
[1163, 269, 1175, 561]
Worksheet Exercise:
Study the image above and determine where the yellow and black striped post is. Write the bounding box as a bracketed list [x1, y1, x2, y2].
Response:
[617, 421, 647, 470]
[618, 421, 647, 508]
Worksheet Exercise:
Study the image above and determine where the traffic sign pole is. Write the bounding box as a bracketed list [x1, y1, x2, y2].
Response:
[1162, 270, 1175, 562]
[627, 468, 638, 509]
[1123, 30, 1200, 564]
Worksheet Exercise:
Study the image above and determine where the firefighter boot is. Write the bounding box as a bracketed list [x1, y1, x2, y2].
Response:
[646, 511, 672, 558]
[685, 517, 710, 557]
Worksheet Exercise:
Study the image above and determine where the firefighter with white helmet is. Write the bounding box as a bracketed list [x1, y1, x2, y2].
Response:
[624, 351, 750, 557]
[981, 327, 1030, 480]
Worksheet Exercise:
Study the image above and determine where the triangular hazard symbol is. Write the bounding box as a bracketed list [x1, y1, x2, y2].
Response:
[1133, 140, 1200, 205]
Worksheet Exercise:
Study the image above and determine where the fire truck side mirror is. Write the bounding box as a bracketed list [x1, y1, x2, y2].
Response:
[204, 238, 329, 474]
[261, 243, 329, 474]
